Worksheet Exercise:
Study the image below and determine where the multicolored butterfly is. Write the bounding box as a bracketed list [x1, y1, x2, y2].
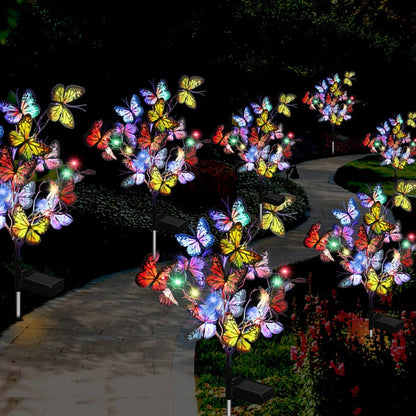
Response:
[366, 267, 393, 296]
[256, 157, 277, 178]
[0, 89, 40, 124]
[149, 166, 178, 196]
[354, 224, 383, 255]
[0, 147, 36, 186]
[277, 93, 296, 117]
[137, 121, 167, 153]
[140, 79, 171, 106]
[364, 202, 394, 234]
[121, 156, 147, 188]
[175, 217, 214, 257]
[226, 289, 246, 318]
[332, 198, 360, 226]
[113, 122, 138, 149]
[339, 256, 365, 288]
[48, 84, 85, 129]
[232, 106, 253, 128]
[35, 139, 62, 172]
[159, 287, 178, 306]
[187, 303, 218, 341]
[177, 75, 204, 109]
[9, 115, 51, 160]
[246, 251, 271, 280]
[383, 221, 403, 244]
[11, 204, 50, 245]
[175, 255, 206, 288]
[250, 96, 273, 115]
[255, 111, 277, 134]
[303, 222, 333, 262]
[85, 120, 116, 160]
[268, 285, 288, 315]
[393, 179, 416, 212]
[147, 99, 178, 132]
[114, 93, 144, 124]
[356, 184, 387, 208]
[36, 194, 73, 230]
[206, 254, 246, 295]
[222, 313, 260, 353]
[332, 224, 354, 249]
[219, 223, 262, 269]
[208, 197, 251, 233]
[135, 252, 172, 291]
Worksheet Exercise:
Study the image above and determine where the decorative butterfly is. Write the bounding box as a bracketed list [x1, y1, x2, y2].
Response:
[354, 224, 383, 255]
[339, 257, 365, 288]
[232, 106, 253, 128]
[135, 252, 172, 292]
[256, 110, 277, 134]
[226, 289, 246, 318]
[149, 166, 178, 196]
[332, 198, 360, 226]
[246, 251, 271, 280]
[222, 312, 260, 353]
[0, 89, 40, 124]
[393, 179, 416, 212]
[48, 84, 85, 129]
[159, 287, 178, 306]
[407, 112, 416, 128]
[250, 96, 273, 115]
[11, 180, 35, 210]
[49, 178, 77, 206]
[177, 75, 204, 109]
[343, 71, 355, 86]
[366, 267, 393, 296]
[269, 147, 290, 171]
[219, 223, 262, 269]
[9, 115, 51, 160]
[85, 119, 116, 160]
[383, 221, 403, 244]
[121, 156, 147, 188]
[268, 285, 288, 315]
[364, 202, 394, 234]
[35, 139, 62, 172]
[304, 222, 333, 262]
[113, 122, 138, 149]
[261, 194, 295, 237]
[277, 93, 296, 117]
[137, 121, 167, 153]
[208, 197, 251, 233]
[11, 204, 50, 245]
[175, 217, 214, 257]
[212, 125, 232, 148]
[187, 304, 218, 341]
[113, 93, 144, 124]
[175, 255, 206, 288]
[37, 194, 73, 230]
[248, 126, 270, 148]
[0, 147, 36, 186]
[332, 224, 354, 249]
[356, 184, 387, 208]
[256, 157, 277, 178]
[383, 256, 411, 285]
[140, 79, 171, 106]
[147, 98, 178, 132]
[206, 254, 246, 295]
[167, 117, 187, 141]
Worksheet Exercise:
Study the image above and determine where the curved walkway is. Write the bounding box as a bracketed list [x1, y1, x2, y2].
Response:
[0, 154, 366, 415]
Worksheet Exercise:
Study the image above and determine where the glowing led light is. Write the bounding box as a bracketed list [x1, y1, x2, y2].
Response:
[189, 286, 200, 299]
[402, 239, 411, 249]
[124, 146, 134, 155]
[61, 167, 73, 180]
[283, 137, 291, 145]
[407, 232, 416, 242]
[279, 266, 290, 277]
[229, 136, 239, 146]
[287, 131, 295, 139]
[192, 130, 201, 139]
[374, 139, 381, 148]
[271, 274, 284, 288]
[110, 137, 122, 148]
[69, 158, 80, 169]
[185, 136, 195, 147]
[328, 237, 340, 250]
[170, 272, 185, 289]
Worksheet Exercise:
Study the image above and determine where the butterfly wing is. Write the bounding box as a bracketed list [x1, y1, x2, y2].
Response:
[135, 253, 170, 291]
[177, 75, 204, 109]
[11, 205, 50, 245]
[223, 313, 260, 353]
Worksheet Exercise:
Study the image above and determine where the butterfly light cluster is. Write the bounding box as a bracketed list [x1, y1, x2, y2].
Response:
[363, 113, 416, 171]
[0, 85, 89, 247]
[303, 71, 355, 127]
[212, 94, 297, 180]
[304, 182, 416, 297]
[85, 76, 205, 197]
[136, 197, 298, 353]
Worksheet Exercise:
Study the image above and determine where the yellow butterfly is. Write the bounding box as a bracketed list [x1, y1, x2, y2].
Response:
[220, 223, 262, 269]
[47, 84, 85, 129]
[277, 93, 296, 117]
[393, 179, 416, 212]
[343, 71, 355, 86]
[222, 312, 260, 353]
[407, 112, 416, 128]
[261, 194, 296, 236]
[392, 156, 407, 170]
[255, 110, 277, 133]
[147, 98, 178, 132]
[149, 166, 178, 196]
[363, 202, 394, 234]
[9, 115, 51, 160]
[366, 267, 393, 296]
[330, 113, 343, 126]
[256, 157, 277, 178]
[11, 204, 50, 245]
[177, 75, 204, 109]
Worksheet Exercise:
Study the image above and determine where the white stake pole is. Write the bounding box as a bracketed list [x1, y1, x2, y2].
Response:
[16, 291, 21, 319]
[152, 230, 157, 259]
[227, 399, 232, 416]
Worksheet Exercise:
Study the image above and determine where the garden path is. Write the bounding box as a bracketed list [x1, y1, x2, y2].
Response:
[0, 153, 366, 415]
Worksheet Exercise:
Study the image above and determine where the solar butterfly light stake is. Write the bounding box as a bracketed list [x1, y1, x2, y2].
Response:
[303, 71, 356, 155]
[0, 85, 90, 318]
[211, 93, 297, 223]
[303, 183, 416, 337]
[135, 197, 300, 415]
[85, 75, 205, 258]
[363, 112, 416, 180]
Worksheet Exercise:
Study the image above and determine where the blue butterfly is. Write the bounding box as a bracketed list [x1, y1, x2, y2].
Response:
[208, 198, 251, 233]
[332, 198, 360, 226]
[140, 79, 171, 106]
[114, 94, 144, 123]
[356, 184, 387, 209]
[187, 304, 218, 341]
[175, 217, 214, 256]
[250, 96, 272, 115]
[232, 106, 253, 128]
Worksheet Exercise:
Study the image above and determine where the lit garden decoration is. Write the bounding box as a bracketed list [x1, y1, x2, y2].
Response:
[304, 182, 416, 337]
[85, 75, 204, 256]
[303, 71, 356, 155]
[363, 112, 416, 179]
[135, 197, 298, 414]
[0, 85, 90, 318]
[211, 94, 297, 229]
